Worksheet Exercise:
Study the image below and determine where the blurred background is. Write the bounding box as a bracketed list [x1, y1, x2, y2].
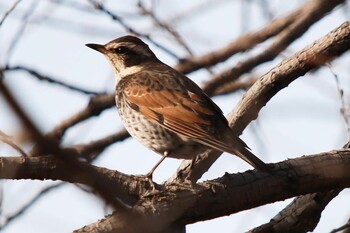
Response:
[0, 0, 349, 232]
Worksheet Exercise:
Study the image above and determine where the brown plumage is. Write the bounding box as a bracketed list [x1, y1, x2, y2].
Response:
[86, 35, 268, 178]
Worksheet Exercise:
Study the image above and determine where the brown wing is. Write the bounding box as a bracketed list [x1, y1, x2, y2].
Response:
[118, 69, 269, 171]
[118, 69, 228, 141]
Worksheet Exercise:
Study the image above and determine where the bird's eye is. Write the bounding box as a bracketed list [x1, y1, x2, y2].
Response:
[114, 46, 129, 54]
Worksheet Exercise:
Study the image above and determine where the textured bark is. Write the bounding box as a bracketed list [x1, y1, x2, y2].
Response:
[73, 149, 350, 232]
[248, 190, 341, 233]
[171, 21, 350, 184]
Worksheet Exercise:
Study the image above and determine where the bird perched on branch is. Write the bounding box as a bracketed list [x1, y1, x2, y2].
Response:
[86, 35, 268, 179]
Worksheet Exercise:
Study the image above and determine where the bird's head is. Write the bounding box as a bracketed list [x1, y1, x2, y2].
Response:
[86, 35, 157, 79]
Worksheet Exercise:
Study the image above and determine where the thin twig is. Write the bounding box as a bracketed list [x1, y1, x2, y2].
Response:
[202, 0, 345, 96]
[174, 0, 303, 74]
[137, 1, 193, 55]
[3, 65, 105, 95]
[6, 1, 38, 63]
[330, 221, 350, 233]
[63, 129, 130, 161]
[164, 0, 230, 26]
[87, 0, 180, 59]
[0, 183, 63, 230]
[0, 0, 22, 27]
[0, 130, 27, 157]
[0, 81, 127, 211]
[328, 65, 350, 142]
[137, 1, 214, 75]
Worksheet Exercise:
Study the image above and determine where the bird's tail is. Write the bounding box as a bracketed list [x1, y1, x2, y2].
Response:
[198, 135, 269, 172]
[229, 139, 269, 172]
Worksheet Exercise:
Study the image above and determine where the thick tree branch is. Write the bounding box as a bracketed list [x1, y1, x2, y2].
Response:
[75, 149, 350, 233]
[248, 189, 342, 233]
[251, 142, 350, 233]
[0, 155, 151, 205]
[230, 20, 350, 134]
[171, 21, 350, 183]
[0, 82, 127, 210]
[2, 149, 350, 231]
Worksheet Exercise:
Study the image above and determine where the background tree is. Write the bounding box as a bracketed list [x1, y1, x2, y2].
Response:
[0, 0, 350, 232]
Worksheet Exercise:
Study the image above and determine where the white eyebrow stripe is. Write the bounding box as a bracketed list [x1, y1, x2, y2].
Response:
[118, 65, 144, 78]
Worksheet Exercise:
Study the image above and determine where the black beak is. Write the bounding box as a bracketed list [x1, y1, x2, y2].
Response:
[85, 43, 107, 54]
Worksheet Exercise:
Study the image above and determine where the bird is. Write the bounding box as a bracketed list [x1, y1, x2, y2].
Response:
[86, 35, 268, 179]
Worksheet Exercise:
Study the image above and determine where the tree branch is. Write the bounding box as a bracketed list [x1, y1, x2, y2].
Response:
[30, 93, 115, 155]
[171, 21, 350, 183]
[230, 20, 350, 134]
[202, 0, 345, 96]
[75, 149, 350, 233]
[248, 189, 342, 233]
[0, 82, 127, 210]
[174, 0, 301, 74]
[0, 155, 151, 206]
[0, 0, 22, 27]
[3, 65, 105, 95]
[87, 0, 180, 59]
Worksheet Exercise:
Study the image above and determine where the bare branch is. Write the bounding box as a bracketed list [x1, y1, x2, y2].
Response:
[175, 0, 344, 75]
[248, 189, 342, 233]
[0, 0, 22, 27]
[331, 217, 350, 233]
[171, 21, 350, 183]
[0, 130, 27, 157]
[30, 93, 115, 154]
[230, 21, 350, 134]
[0, 183, 63, 230]
[65, 129, 130, 161]
[0, 81, 127, 211]
[87, 0, 180, 59]
[328, 65, 350, 141]
[75, 149, 350, 233]
[2, 65, 105, 95]
[138, 1, 193, 56]
[0, 155, 152, 206]
[6, 1, 38, 63]
[204, 0, 345, 96]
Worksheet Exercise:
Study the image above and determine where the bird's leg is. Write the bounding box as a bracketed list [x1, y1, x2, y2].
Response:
[145, 151, 170, 180]
[190, 155, 197, 169]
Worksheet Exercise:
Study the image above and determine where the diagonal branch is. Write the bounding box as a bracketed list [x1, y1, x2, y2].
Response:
[0, 183, 63, 230]
[170, 21, 350, 183]
[0, 82, 127, 211]
[0, 0, 22, 26]
[66, 129, 130, 161]
[175, 0, 300, 74]
[202, 0, 345, 96]
[30, 93, 115, 155]
[87, 0, 180, 59]
[3, 65, 105, 95]
[229, 20, 350, 134]
[248, 189, 342, 233]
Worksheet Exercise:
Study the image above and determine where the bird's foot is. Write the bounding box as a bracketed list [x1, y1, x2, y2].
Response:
[139, 173, 161, 197]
